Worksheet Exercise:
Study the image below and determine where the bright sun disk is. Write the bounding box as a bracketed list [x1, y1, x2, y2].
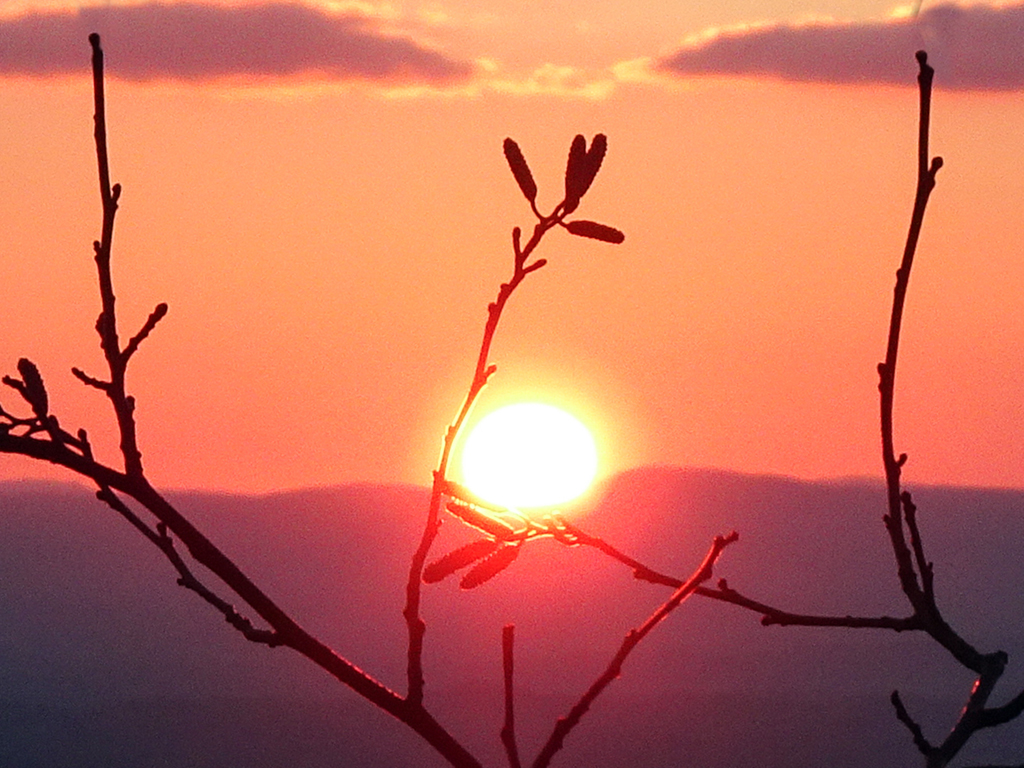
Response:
[460, 403, 598, 509]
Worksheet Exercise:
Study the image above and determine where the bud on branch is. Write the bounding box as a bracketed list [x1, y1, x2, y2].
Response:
[565, 220, 625, 244]
[503, 138, 537, 203]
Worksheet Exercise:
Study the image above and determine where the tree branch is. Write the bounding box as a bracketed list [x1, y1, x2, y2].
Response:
[877, 50, 942, 617]
[405, 135, 621, 708]
[901, 491, 935, 603]
[531, 532, 738, 768]
[558, 518, 922, 631]
[94, 485, 280, 646]
[123, 302, 169, 362]
[89, 32, 144, 478]
[501, 625, 523, 768]
[0, 35, 485, 768]
[698, 581, 923, 630]
[891, 690, 934, 756]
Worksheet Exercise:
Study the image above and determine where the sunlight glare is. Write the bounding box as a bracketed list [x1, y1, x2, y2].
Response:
[460, 403, 598, 509]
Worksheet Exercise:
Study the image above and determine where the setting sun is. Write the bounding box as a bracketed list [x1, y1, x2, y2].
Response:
[460, 403, 598, 509]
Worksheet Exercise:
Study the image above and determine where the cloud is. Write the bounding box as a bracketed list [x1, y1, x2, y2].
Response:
[657, 3, 1024, 90]
[0, 2, 473, 84]
[484, 62, 616, 100]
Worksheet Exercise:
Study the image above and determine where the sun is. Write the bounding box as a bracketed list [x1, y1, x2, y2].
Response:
[460, 403, 598, 509]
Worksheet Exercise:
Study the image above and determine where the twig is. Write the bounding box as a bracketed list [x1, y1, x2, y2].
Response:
[877, 50, 942, 615]
[871, 51, 1023, 767]
[71, 366, 111, 391]
[531, 532, 738, 768]
[891, 690, 934, 756]
[561, 519, 922, 631]
[976, 686, 1024, 730]
[901, 491, 934, 602]
[94, 486, 280, 646]
[501, 625, 522, 768]
[89, 32, 144, 479]
[405, 135, 619, 707]
[698, 581, 923, 630]
[123, 302, 169, 362]
[557, 519, 681, 587]
[403, 222, 547, 705]
[0, 35, 484, 768]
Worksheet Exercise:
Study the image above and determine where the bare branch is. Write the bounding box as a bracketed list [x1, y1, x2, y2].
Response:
[404, 227, 549, 703]
[531, 532, 738, 768]
[901, 491, 935, 602]
[699, 581, 923, 631]
[878, 51, 943, 616]
[123, 302, 169, 362]
[891, 690, 934, 756]
[501, 625, 522, 768]
[0, 36, 486, 768]
[89, 33, 147, 479]
[71, 366, 111, 391]
[94, 486, 280, 646]
[977, 687, 1024, 730]
[559, 519, 923, 631]
[930, 659, 1009, 766]
[405, 135, 622, 708]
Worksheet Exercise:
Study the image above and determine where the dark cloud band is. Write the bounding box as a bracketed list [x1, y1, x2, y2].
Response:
[0, 3, 473, 84]
[658, 3, 1024, 91]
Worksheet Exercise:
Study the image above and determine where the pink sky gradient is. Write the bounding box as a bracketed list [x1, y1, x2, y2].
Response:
[2, 1, 1023, 492]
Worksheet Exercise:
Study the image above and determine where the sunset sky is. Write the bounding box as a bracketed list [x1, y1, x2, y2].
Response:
[2, 0, 1023, 493]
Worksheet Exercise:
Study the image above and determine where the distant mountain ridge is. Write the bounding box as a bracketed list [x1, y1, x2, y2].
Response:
[2, 468, 1024, 767]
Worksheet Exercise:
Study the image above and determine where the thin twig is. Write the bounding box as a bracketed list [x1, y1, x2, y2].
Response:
[95, 486, 280, 646]
[901, 491, 934, 602]
[870, 51, 1024, 767]
[404, 145, 607, 706]
[561, 519, 922, 631]
[71, 366, 111, 391]
[89, 32, 144, 479]
[699, 581, 923, 630]
[0, 35, 484, 768]
[531, 532, 738, 768]
[558, 519, 681, 587]
[123, 302, 169, 361]
[877, 50, 942, 615]
[501, 625, 522, 768]
[891, 690, 934, 756]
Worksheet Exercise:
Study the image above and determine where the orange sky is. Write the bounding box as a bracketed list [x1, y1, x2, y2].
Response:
[2, 1, 1023, 492]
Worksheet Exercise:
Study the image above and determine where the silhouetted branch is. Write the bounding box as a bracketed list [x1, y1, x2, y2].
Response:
[699, 581, 924, 630]
[88, 32, 145, 479]
[123, 302, 169, 362]
[901, 491, 935, 603]
[0, 35, 484, 768]
[531, 532, 738, 768]
[95, 486, 281, 646]
[558, 518, 923, 630]
[976, 687, 1024, 730]
[877, 50, 942, 618]
[406, 134, 622, 708]
[892, 690, 934, 756]
[556, 518, 681, 587]
[501, 625, 522, 768]
[71, 366, 111, 392]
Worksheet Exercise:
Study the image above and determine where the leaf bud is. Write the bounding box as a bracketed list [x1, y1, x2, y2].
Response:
[565, 220, 625, 244]
[460, 543, 520, 589]
[503, 138, 537, 203]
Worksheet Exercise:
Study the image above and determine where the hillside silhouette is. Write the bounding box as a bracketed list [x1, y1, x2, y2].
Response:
[3, 468, 1024, 767]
